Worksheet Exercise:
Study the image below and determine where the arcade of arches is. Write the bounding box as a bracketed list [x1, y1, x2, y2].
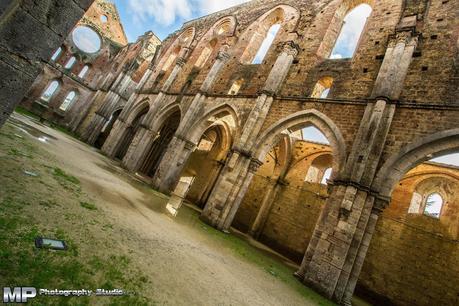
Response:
[5, 0, 459, 305]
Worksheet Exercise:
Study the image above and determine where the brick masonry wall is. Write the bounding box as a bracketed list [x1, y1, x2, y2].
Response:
[0, 0, 95, 127]
[358, 163, 459, 306]
[233, 140, 459, 304]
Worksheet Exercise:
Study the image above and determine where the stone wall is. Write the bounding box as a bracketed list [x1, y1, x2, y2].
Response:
[0, 0, 95, 128]
[232, 141, 459, 305]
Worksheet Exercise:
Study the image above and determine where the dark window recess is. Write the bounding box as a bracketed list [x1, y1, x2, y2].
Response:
[413, 51, 422, 57]
[431, 35, 438, 40]
[363, 68, 369, 73]
[375, 41, 380, 45]
[375, 54, 384, 60]
[421, 66, 428, 71]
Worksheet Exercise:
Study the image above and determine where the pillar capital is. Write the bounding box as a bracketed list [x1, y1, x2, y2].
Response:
[216, 51, 230, 61]
[174, 133, 196, 150]
[248, 159, 263, 174]
[176, 57, 187, 67]
[280, 40, 300, 57]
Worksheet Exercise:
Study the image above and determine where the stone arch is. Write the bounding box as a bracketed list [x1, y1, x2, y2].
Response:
[186, 103, 240, 145]
[115, 100, 150, 160]
[253, 110, 347, 180]
[238, 4, 300, 64]
[125, 99, 150, 125]
[139, 108, 182, 177]
[182, 122, 234, 207]
[151, 103, 182, 132]
[374, 128, 459, 198]
[191, 16, 237, 69]
[317, 0, 374, 58]
[95, 107, 123, 149]
[155, 27, 196, 73]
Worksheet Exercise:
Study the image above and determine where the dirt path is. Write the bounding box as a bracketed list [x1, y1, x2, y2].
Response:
[2, 113, 334, 306]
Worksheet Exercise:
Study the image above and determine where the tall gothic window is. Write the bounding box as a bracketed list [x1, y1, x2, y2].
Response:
[40, 81, 60, 102]
[252, 24, 281, 64]
[330, 4, 372, 59]
[59, 91, 77, 111]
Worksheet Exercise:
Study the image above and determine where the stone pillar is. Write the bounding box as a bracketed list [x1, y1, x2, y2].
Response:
[151, 50, 231, 192]
[200, 41, 299, 231]
[201, 155, 262, 231]
[249, 180, 283, 239]
[0, 0, 95, 127]
[121, 57, 188, 172]
[295, 30, 419, 304]
[101, 119, 130, 157]
[85, 113, 107, 145]
[153, 135, 197, 194]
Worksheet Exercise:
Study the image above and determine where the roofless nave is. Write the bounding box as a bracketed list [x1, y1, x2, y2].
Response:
[1, 0, 458, 305]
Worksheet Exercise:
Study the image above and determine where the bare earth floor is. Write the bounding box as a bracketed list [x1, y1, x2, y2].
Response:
[0, 112, 339, 306]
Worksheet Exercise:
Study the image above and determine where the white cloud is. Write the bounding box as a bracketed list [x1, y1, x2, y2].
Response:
[199, 0, 250, 14]
[128, 0, 193, 26]
[330, 4, 372, 58]
[127, 0, 250, 27]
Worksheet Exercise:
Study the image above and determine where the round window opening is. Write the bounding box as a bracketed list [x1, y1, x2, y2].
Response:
[101, 15, 108, 23]
[72, 26, 102, 54]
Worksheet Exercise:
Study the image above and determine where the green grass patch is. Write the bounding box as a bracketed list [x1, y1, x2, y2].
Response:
[80, 201, 97, 211]
[14, 106, 40, 120]
[53, 167, 80, 185]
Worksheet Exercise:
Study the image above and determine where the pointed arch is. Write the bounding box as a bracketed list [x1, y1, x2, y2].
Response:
[191, 16, 237, 69]
[186, 103, 240, 145]
[317, 0, 374, 58]
[156, 27, 196, 72]
[151, 103, 182, 132]
[373, 128, 459, 198]
[126, 99, 150, 125]
[238, 5, 300, 64]
[253, 110, 347, 180]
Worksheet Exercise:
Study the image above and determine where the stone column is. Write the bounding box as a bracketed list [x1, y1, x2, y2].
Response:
[249, 179, 283, 239]
[153, 135, 197, 194]
[295, 30, 419, 304]
[200, 41, 299, 231]
[85, 113, 107, 145]
[121, 57, 188, 172]
[340, 200, 386, 305]
[101, 119, 130, 157]
[151, 50, 231, 192]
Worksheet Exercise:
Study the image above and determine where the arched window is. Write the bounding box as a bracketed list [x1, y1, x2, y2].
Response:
[330, 4, 372, 59]
[424, 193, 443, 218]
[78, 65, 90, 78]
[195, 46, 213, 68]
[321, 168, 332, 185]
[59, 91, 77, 111]
[162, 53, 177, 72]
[311, 77, 334, 98]
[40, 80, 60, 102]
[228, 78, 244, 95]
[305, 154, 333, 184]
[64, 56, 77, 69]
[252, 24, 281, 64]
[51, 47, 62, 61]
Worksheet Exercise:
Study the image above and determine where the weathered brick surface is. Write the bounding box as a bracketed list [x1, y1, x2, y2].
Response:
[0, 0, 94, 127]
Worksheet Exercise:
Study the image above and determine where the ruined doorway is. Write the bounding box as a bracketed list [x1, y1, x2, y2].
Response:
[115, 106, 149, 160]
[181, 125, 230, 209]
[139, 110, 181, 177]
[95, 109, 122, 149]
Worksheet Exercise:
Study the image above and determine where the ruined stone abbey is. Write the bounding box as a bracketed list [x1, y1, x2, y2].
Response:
[1, 0, 458, 305]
